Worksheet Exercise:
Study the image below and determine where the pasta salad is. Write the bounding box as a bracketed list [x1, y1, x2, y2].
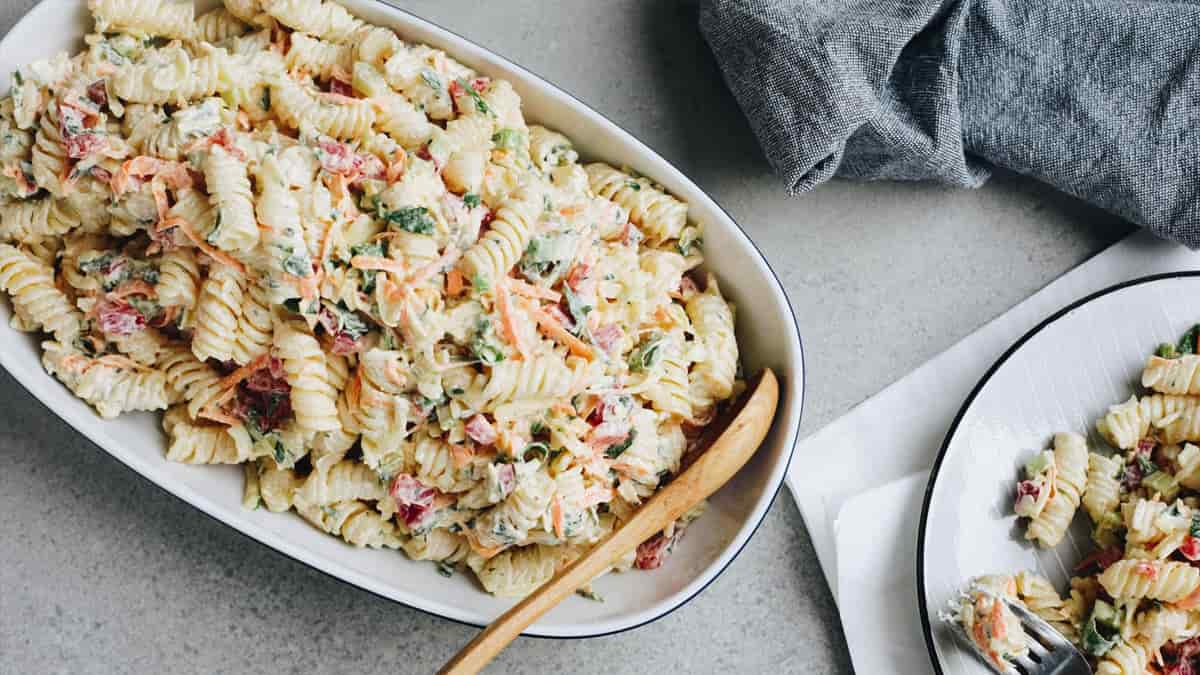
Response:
[945, 326, 1200, 674]
[0, 0, 742, 598]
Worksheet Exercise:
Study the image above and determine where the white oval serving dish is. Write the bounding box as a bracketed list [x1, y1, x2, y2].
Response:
[0, 0, 804, 637]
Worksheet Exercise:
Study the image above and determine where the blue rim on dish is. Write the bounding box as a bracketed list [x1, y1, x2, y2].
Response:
[2, 0, 806, 639]
[916, 270, 1200, 671]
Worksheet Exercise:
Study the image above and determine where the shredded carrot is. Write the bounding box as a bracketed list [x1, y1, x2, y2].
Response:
[199, 407, 243, 426]
[449, 443, 475, 469]
[90, 354, 146, 372]
[557, 204, 583, 217]
[407, 245, 460, 290]
[59, 353, 91, 373]
[386, 149, 406, 184]
[531, 307, 596, 360]
[106, 280, 157, 300]
[989, 599, 1005, 640]
[551, 496, 565, 539]
[350, 255, 407, 276]
[1174, 586, 1200, 610]
[446, 268, 465, 296]
[505, 277, 561, 302]
[151, 179, 170, 224]
[494, 283, 528, 360]
[236, 110, 250, 130]
[217, 353, 273, 392]
[465, 530, 506, 560]
[317, 91, 363, 105]
[170, 216, 247, 275]
[318, 217, 337, 266]
[612, 461, 654, 480]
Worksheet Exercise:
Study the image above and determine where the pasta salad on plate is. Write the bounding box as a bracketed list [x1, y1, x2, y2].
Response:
[945, 325, 1200, 674]
[0, 0, 743, 598]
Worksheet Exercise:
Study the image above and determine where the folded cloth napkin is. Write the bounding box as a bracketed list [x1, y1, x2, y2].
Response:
[698, 0, 1200, 247]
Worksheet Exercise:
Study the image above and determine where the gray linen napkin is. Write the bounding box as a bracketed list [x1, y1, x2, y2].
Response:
[699, 0, 1200, 247]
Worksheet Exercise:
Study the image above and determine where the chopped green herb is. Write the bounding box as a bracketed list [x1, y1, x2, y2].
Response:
[350, 241, 386, 259]
[12, 71, 22, 86]
[628, 333, 666, 373]
[1191, 513, 1200, 539]
[523, 442, 550, 460]
[1178, 325, 1200, 356]
[328, 301, 370, 340]
[448, 387, 465, 396]
[463, 193, 481, 208]
[206, 212, 223, 246]
[471, 273, 490, 294]
[576, 587, 603, 602]
[77, 252, 115, 275]
[455, 78, 491, 115]
[605, 430, 637, 459]
[273, 440, 289, 465]
[436, 561, 455, 578]
[420, 69, 443, 92]
[281, 254, 311, 277]
[470, 319, 505, 365]
[562, 286, 593, 341]
[530, 421, 546, 435]
[1143, 471, 1179, 500]
[1137, 454, 1159, 476]
[1023, 452, 1051, 477]
[379, 205, 435, 235]
[491, 128, 524, 150]
[261, 87, 271, 111]
[625, 179, 641, 191]
[1081, 600, 1119, 657]
[1157, 343, 1180, 359]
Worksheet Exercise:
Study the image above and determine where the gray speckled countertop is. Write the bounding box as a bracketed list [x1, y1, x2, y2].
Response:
[0, 1, 1134, 673]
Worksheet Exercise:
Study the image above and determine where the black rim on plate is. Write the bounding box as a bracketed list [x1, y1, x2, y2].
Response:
[917, 270, 1200, 672]
[6, 0, 806, 640]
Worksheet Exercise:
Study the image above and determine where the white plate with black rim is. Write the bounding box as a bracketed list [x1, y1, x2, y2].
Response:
[918, 271, 1200, 673]
[0, 0, 804, 638]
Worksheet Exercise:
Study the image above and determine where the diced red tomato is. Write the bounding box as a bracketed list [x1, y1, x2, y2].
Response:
[1182, 537, 1200, 561]
[494, 463, 515, 497]
[329, 77, 354, 97]
[65, 132, 106, 160]
[390, 474, 438, 528]
[635, 532, 673, 570]
[565, 263, 591, 292]
[1135, 560, 1159, 579]
[544, 304, 573, 330]
[330, 332, 363, 355]
[587, 422, 628, 451]
[592, 323, 622, 353]
[1013, 479, 1040, 510]
[1074, 545, 1124, 573]
[96, 299, 146, 336]
[86, 80, 108, 107]
[465, 414, 497, 445]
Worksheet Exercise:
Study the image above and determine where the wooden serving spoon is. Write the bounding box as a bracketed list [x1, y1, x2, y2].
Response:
[438, 368, 780, 675]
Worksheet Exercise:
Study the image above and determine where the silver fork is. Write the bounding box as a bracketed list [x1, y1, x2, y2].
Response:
[1001, 598, 1092, 675]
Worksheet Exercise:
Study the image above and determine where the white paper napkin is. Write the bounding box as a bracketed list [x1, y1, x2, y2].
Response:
[787, 230, 1200, 670]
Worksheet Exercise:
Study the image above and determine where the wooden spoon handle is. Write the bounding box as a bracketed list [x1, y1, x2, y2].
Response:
[438, 369, 779, 675]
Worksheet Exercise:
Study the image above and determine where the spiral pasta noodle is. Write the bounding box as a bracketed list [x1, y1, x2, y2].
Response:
[1143, 354, 1200, 395]
[203, 145, 260, 254]
[0, 244, 81, 344]
[275, 321, 340, 433]
[1082, 452, 1123, 523]
[458, 196, 540, 286]
[1099, 394, 1200, 449]
[1026, 432, 1088, 547]
[1099, 560, 1200, 602]
[89, 0, 194, 40]
[192, 265, 245, 364]
[585, 162, 688, 244]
